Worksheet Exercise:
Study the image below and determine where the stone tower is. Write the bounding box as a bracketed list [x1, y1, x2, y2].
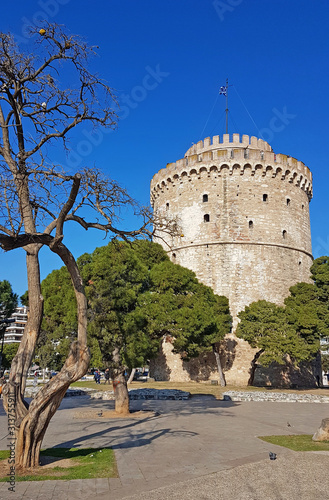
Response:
[150, 133, 314, 385]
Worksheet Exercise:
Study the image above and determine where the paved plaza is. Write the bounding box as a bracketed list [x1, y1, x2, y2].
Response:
[0, 394, 328, 500]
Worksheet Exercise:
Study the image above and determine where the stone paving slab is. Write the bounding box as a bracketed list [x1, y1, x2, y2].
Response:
[121, 453, 329, 500]
[0, 396, 328, 499]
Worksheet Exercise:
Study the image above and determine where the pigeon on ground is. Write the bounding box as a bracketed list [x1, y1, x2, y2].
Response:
[269, 452, 277, 460]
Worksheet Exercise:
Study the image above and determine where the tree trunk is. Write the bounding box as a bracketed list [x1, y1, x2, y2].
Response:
[127, 368, 136, 385]
[213, 345, 226, 387]
[112, 347, 130, 415]
[248, 349, 264, 386]
[2, 241, 90, 469]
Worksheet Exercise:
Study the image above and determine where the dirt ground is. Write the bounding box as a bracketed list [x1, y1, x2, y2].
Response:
[73, 409, 157, 419]
[0, 455, 80, 479]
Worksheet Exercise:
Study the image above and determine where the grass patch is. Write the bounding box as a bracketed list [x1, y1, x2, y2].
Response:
[259, 434, 329, 452]
[0, 447, 117, 482]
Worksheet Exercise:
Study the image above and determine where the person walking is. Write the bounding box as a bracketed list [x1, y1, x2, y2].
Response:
[104, 368, 110, 384]
[94, 369, 101, 384]
[33, 370, 38, 387]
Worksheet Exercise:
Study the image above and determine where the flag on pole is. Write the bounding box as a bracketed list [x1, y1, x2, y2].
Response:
[219, 85, 227, 96]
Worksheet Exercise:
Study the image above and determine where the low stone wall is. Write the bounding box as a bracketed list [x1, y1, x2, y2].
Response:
[129, 389, 190, 400]
[24, 386, 94, 398]
[90, 390, 115, 400]
[91, 388, 190, 401]
[222, 391, 329, 403]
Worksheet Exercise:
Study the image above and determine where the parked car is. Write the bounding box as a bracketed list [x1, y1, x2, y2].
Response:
[134, 369, 149, 381]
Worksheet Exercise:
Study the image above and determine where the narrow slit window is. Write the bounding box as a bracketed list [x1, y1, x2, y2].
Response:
[203, 194, 208, 202]
[302, 204, 304, 210]
[166, 202, 169, 210]
[204, 214, 210, 223]
[283, 230, 287, 239]
[286, 198, 291, 206]
[249, 220, 253, 229]
[263, 194, 268, 202]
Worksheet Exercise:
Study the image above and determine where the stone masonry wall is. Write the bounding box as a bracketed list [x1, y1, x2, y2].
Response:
[150, 134, 316, 387]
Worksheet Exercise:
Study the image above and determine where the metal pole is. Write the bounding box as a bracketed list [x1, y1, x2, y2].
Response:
[225, 78, 229, 134]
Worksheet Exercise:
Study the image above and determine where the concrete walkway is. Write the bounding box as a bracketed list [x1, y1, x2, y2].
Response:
[0, 395, 328, 500]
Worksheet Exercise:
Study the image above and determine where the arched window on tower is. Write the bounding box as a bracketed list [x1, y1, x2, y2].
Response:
[166, 202, 169, 210]
[249, 220, 253, 229]
[263, 194, 268, 202]
[203, 194, 208, 202]
[204, 214, 210, 223]
[283, 230, 287, 239]
[286, 198, 291, 206]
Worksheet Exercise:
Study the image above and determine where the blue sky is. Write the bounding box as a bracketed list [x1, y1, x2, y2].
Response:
[1, 0, 329, 299]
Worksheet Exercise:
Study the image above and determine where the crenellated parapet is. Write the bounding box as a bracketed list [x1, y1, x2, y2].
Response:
[151, 134, 313, 204]
[184, 133, 273, 155]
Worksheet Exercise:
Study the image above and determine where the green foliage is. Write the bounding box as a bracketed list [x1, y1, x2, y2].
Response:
[0, 280, 18, 322]
[36, 267, 78, 368]
[20, 290, 29, 307]
[144, 262, 231, 358]
[0, 281, 18, 369]
[236, 256, 329, 368]
[1, 343, 19, 369]
[0, 447, 117, 482]
[310, 256, 329, 338]
[40, 240, 231, 371]
[89, 338, 104, 369]
[311, 256, 329, 302]
[41, 267, 77, 338]
[284, 282, 322, 344]
[236, 300, 318, 366]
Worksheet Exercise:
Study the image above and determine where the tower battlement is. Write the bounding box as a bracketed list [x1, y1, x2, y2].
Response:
[185, 133, 273, 155]
[151, 135, 312, 203]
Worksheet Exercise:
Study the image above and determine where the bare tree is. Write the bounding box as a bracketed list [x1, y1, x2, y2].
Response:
[0, 23, 158, 469]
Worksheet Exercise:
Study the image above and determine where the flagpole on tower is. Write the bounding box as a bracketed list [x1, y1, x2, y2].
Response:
[225, 78, 229, 134]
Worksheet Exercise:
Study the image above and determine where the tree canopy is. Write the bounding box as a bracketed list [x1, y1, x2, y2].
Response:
[236, 256, 329, 373]
[236, 300, 319, 368]
[0, 279, 18, 322]
[41, 240, 231, 374]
